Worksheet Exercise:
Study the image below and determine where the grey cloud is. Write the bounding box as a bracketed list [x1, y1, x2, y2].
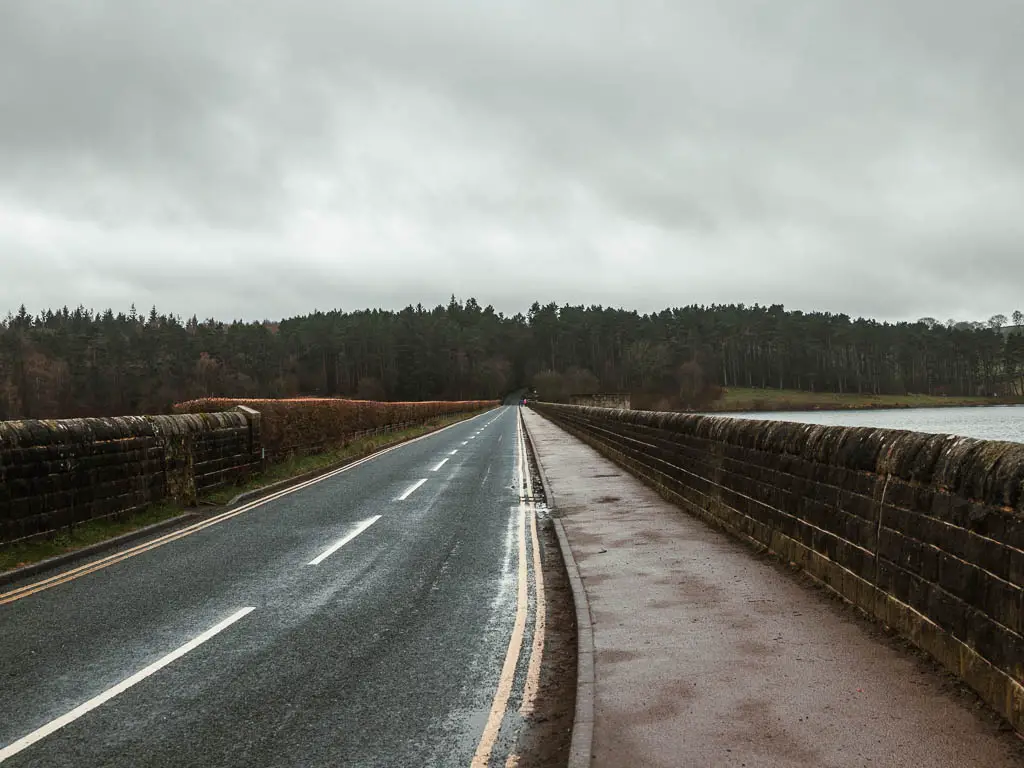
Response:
[2, 0, 1024, 323]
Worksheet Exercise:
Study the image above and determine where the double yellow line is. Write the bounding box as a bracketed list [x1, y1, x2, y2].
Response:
[1, 411, 491, 606]
[472, 409, 546, 767]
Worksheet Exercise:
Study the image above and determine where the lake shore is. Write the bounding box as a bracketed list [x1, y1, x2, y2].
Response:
[696, 387, 1024, 414]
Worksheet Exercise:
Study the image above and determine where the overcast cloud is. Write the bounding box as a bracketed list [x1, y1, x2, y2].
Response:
[2, 0, 1023, 323]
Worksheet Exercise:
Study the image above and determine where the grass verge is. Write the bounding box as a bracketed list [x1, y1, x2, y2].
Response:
[0, 502, 185, 574]
[703, 387, 1024, 413]
[1, 411, 484, 575]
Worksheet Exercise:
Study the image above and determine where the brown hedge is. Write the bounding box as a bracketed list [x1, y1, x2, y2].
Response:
[172, 397, 497, 460]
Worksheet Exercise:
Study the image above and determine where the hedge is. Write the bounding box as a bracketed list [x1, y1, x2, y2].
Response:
[173, 397, 497, 460]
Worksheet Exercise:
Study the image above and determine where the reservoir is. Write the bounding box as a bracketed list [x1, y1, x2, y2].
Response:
[714, 405, 1024, 443]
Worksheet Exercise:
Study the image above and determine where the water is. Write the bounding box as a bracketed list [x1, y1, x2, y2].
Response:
[712, 406, 1024, 444]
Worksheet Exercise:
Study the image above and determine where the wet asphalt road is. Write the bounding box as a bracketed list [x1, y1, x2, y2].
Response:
[0, 406, 532, 767]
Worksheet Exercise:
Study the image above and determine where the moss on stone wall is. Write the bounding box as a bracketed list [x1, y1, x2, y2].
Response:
[0, 410, 260, 545]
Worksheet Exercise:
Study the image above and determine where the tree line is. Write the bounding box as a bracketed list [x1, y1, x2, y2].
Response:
[1, 299, 1022, 420]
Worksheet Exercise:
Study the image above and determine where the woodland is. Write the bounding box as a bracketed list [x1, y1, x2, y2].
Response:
[2, 299, 1022, 420]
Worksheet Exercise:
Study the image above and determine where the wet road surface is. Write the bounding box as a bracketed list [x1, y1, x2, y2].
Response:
[0, 406, 546, 767]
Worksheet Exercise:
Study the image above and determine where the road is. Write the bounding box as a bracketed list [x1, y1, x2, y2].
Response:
[0, 406, 547, 767]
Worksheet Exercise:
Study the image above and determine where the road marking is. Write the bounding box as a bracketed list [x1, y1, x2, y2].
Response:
[448, 450, 459, 455]
[0, 607, 255, 762]
[461, 441, 469, 446]
[473, 504, 527, 767]
[397, 478, 427, 501]
[520, 502, 547, 714]
[308, 516, 381, 566]
[431, 458, 449, 472]
[472, 416, 530, 767]
[0, 410, 496, 606]
[517, 405, 545, 715]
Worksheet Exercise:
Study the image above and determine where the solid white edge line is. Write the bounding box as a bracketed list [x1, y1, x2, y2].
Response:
[0, 607, 256, 763]
[398, 478, 428, 501]
[431, 458, 450, 472]
[308, 516, 382, 566]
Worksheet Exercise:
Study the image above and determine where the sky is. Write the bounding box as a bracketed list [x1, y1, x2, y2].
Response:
[2, 1, 1023, 324]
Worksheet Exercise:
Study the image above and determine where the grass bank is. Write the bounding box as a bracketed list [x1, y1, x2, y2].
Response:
[702, 387, 1023, 413]
[0, 411, 484, 574]
[0, 502, 186, 574]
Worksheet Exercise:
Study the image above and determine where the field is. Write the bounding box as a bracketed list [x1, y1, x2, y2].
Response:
[702, 387, 1021, 413]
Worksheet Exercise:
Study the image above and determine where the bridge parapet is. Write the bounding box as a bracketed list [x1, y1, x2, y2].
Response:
[0, 407, 261, 546]
[533, 401, 1024, 734]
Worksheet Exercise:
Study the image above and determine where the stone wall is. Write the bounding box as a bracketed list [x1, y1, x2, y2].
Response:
[0, 408, 261, 546]
[532, 402, 1024, 733]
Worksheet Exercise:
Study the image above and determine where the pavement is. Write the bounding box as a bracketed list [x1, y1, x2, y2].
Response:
[0, 406, 546, 767]
[521, 408, 1024, 768]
